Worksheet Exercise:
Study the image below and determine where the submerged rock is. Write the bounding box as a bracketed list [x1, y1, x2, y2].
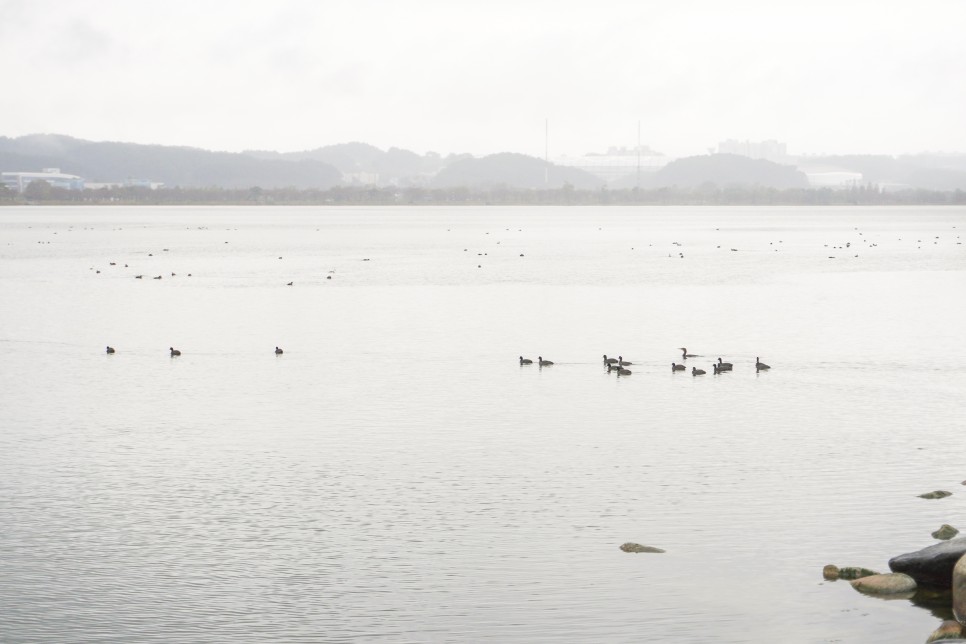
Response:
[619, 542, 665, 553]
[953, 554, 966, 624]
[889, 538, 966, 587]
[823, 565, 879, 581]
[926, 620, 966, 642]
[934, 525, 961, 540]
[850, 572, 917, 595]
[920, 491, 954, 499]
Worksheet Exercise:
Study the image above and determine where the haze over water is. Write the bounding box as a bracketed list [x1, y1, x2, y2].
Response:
[2, 205, 965, 642]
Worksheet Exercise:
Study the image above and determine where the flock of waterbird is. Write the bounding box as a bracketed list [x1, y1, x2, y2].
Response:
[63, 219, 958, 367]
[104, 346, 283, 356]
[59, 219, 961, 288]
[105, 344, 768, 375]
[519, 348, 771, 376]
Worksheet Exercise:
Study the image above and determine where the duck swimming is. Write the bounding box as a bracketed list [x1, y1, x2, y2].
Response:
[755, 357, 770, 371]
[520, 356, 533, 365]
[538, 356, 554, 366]
[106, 346, 115, 354]
[671, 363, 685, 371]
[680, 347, 697, 359]
[603, 355, 618, 365]
[717, 357, 733, 371]
[170, 347, 181, 357]
[692, 367, 706, 376]
[618, 356, 632, 366]
[275, 347, 284, 355]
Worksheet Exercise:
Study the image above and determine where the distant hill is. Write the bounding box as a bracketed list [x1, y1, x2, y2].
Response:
[616, 154, 810, 190]
[245, 142, 448, 186]
[7, 133, 966, 193]
[432, 152, 604, 190]
[0, 134, 341, 189]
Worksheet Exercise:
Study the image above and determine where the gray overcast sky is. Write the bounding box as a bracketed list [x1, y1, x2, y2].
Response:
[2, 0, 964, 158]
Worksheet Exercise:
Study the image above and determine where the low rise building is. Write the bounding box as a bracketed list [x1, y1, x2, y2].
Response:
[553, 147, 670, 185]
[1, 168, 85, 192]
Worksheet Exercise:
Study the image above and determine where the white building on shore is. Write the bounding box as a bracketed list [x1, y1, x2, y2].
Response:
[553, 146, 670, 184]
[1, 168, 85, 192]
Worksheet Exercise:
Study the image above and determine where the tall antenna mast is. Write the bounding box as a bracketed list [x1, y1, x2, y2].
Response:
[544, 118, 549, 186]
[637, 120, 641, 189]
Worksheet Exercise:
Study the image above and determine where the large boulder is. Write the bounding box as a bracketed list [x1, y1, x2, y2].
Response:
[889, 538, 966, 587]
[850, 573, 917, 595]
[954, 554, 966, 624]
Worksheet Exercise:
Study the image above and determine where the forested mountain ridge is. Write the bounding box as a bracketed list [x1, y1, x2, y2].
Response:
[5, 134, 966, 193]
[0, 134, 341, 189]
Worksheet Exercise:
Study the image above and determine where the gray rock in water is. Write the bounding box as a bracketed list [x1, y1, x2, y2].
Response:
[823, 564, 879, 581]
[934, 525, 961, 540]
[850, 572, 917, 595]
[619, 542, 665, 553]
[953, 554, 966, 625]
[889, 538, 966, 587]
[920, 490, 954, 499]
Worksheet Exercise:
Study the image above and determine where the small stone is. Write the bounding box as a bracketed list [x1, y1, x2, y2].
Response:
[850, 572, 917, 595]
[920, 491, 954, 499]
[833, 566, 879, 581]
[926, 620, 966, 642]
[619, 542, 665, 553]
[934, 525, 961, 540]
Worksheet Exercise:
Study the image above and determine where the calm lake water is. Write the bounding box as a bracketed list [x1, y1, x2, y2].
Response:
[1, 205, 965, 643]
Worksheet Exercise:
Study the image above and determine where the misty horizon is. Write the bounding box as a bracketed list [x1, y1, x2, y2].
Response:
[2, 1, 964, 159]
[5, 131, 966, 162]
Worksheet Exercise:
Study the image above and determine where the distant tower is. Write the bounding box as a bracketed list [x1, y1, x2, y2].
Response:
[544, 118, 549, 186]
[636, 120, 641, 189]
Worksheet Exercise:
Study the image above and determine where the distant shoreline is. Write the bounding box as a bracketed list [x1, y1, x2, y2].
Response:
[3, 185, 965, 207]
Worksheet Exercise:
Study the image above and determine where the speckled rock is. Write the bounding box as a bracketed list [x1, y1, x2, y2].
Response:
[934, 525, 961, 540]
[889, 538, 966, 587]
[926, 620, 966, 642]
[850, 572, 917, 595]
[920, 491, 954, 499]
[619, 542, 665, 553]
[822, 565, 878, 581]
[953, 554, 966, 625]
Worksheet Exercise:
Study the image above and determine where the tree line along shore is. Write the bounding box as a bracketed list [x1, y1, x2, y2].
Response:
[3, 183, 966, 207]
